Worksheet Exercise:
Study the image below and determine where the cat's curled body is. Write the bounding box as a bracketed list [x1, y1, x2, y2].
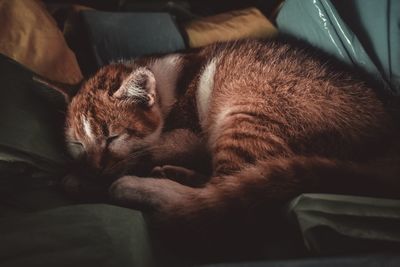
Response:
[60, 39, 400, 224]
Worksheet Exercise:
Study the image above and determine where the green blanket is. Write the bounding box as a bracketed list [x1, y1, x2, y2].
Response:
[0, 202, 155, 267]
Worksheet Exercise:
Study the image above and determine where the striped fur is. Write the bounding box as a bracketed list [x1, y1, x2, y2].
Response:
[63, 39, 400, 227]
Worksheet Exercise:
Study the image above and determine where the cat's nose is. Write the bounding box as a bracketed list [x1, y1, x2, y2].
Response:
[85, 151, 122, 178]
[82, 162, 102, 177]
[72, 160, 103, 180]
[91, 165, 104, 175]
[91, 158, 118, 177]
[84, 153, 105, 175]
[88, 160, 102, 173]
[85, 163, 116, 181]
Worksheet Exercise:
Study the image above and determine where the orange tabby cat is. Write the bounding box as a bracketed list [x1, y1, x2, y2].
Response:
[39, 39, 400, 223]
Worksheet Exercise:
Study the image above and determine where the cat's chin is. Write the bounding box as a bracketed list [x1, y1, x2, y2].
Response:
[60, 161, 156, 202]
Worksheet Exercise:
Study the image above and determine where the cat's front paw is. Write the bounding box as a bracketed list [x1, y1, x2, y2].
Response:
[110, 176, 158, 211]
[110, 175, 200, 218]
[150, 166, 168, 178]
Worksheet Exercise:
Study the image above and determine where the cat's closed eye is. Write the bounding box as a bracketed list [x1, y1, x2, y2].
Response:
[68, 142, 85, 159]
[106, 135, 120, 145]
[126, 128, 145, 138]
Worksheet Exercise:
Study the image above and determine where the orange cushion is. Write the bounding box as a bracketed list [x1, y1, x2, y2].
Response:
[184, 7, 278, 48]
[0, 0, 82, 84]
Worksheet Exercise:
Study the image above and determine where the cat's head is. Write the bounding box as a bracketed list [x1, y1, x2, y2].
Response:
[37, 63, 164, 178]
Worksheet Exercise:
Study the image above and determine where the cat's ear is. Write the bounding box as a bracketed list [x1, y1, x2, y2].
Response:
[113, 67, 156, 108]
[32, 76, 80, 104]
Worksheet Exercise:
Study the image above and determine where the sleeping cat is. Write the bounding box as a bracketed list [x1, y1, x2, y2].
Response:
[37, 39, 400, 224]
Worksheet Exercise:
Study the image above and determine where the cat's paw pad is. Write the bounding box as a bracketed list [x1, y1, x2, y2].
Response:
[151, 165, 206, 187]
[151, 165, 194, 179]
[150, 166, 167, 178]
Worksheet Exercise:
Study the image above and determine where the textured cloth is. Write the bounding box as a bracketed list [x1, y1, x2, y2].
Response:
[0, 202, 156, 267]
[0, 54, 67, 173]
[287, 194, 400, 254]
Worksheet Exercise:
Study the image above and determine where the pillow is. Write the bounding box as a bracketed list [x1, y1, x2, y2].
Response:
[184, 7, 278, 48]
[80, 11, 186, 69]
[0, 0, 82, 85]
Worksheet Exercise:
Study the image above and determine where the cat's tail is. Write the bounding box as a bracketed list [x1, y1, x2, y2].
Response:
[110, 156, 400, 224]
[222, 156, 400, 205]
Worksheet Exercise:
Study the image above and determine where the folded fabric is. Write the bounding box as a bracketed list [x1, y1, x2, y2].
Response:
[198, 254, 400, 267]
[287, 194, 400, 254]
[0, 54, 68, 173]
[0, 0, 82, 84]
[184, 7, 278, 48]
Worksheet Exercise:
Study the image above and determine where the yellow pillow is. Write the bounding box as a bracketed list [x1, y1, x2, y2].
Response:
[184, 7, 278, 48]
[0, 0, 82, 84]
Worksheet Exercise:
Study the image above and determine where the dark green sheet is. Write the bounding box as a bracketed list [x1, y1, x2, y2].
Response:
[0, 203, 155, 267]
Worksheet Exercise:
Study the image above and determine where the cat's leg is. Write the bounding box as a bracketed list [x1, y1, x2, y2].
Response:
[207, 111, 296, 177]
[149, 128, 211, 185]
[151, 129, 209, 167]
[110, 175, 210, 218]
